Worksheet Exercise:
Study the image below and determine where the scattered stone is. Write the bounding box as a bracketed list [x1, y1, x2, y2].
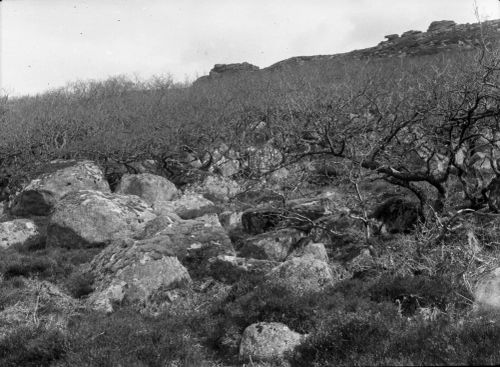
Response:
[265, 257, 335, 295]
[89, 237, 191, 312]
[239, 322, 304, 362]
[238, 228, 306, 261]
[47, 190, 156, 248]
[115, 173, 179, 206]
[0, 219, 42, 249]
[9, 160, 110, 217]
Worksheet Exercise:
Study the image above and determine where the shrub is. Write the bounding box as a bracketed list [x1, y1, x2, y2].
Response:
[0, 326, 66, 367]
[64, 271, 95, 299]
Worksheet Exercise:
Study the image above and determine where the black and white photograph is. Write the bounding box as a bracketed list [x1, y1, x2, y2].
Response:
[0, 1, 500, 365]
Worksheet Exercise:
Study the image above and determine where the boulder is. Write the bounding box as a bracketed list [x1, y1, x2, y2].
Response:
[239, 322, 304, 362]
[474, 267, 500, 311]
[287, 242, 329, 262]
[187, 175, 241, 203]
[139, 216, 235, 276]
[154, 193, 221, 219]
[9, 160, 110, 217]
[265, 257, 335, 295]
[115, 173, 179, 206]
[89, 238, 191, 312]
[47, 190, 157, 248]
[245, 144, 283, 174]
[238, 228, 306, 261]
[0, 219, 42, 249]
[208, 143, 241, 177]
[208, 255, 278, 283]
[218, 210, 243, 231]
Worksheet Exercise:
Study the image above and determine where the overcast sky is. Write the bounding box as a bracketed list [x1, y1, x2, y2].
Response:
[1, 0, 499, 96]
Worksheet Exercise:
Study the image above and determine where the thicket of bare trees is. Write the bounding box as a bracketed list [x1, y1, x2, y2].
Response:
[0, 39, 498, 216]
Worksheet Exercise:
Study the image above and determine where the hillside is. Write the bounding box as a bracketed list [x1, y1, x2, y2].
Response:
[0, 18, 499, 366]
[197, 19, 500, 82]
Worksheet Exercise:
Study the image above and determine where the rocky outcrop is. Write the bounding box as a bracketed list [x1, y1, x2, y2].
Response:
[210, 62, 259, 77]
[0, 219, 42, 249]
[427, 20, 456, 32]
[89, 237, 191, 312]
[9, 160, 110, 217]
[115, 173, 179, 206]
[47, 190, 156, 248]
[239, 322, 304, 362]
[195, 19, 500, 81]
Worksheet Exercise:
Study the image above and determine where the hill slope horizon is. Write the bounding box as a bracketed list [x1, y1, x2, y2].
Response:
[196, 18, 500, 83]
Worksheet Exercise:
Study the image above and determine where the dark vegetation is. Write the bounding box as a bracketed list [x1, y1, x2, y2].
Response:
[0, 24, 499, 366]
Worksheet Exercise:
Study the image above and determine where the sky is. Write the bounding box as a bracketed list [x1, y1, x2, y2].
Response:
[1, 0, 499, 96]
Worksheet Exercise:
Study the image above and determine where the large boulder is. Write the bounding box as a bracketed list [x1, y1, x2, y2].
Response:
[115, 173, 179, 206]
[89, 238, 191, 312]
[265, 257, 335, 295]
[138, 216, 235, 276]
[47, 190, 157, 248]
[0, 219, 42, 249]
[239, 322, 304, 362]
[154, 193, 221, 219]
[238, 228, 306, 261]
[9, 160, 110, 217]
